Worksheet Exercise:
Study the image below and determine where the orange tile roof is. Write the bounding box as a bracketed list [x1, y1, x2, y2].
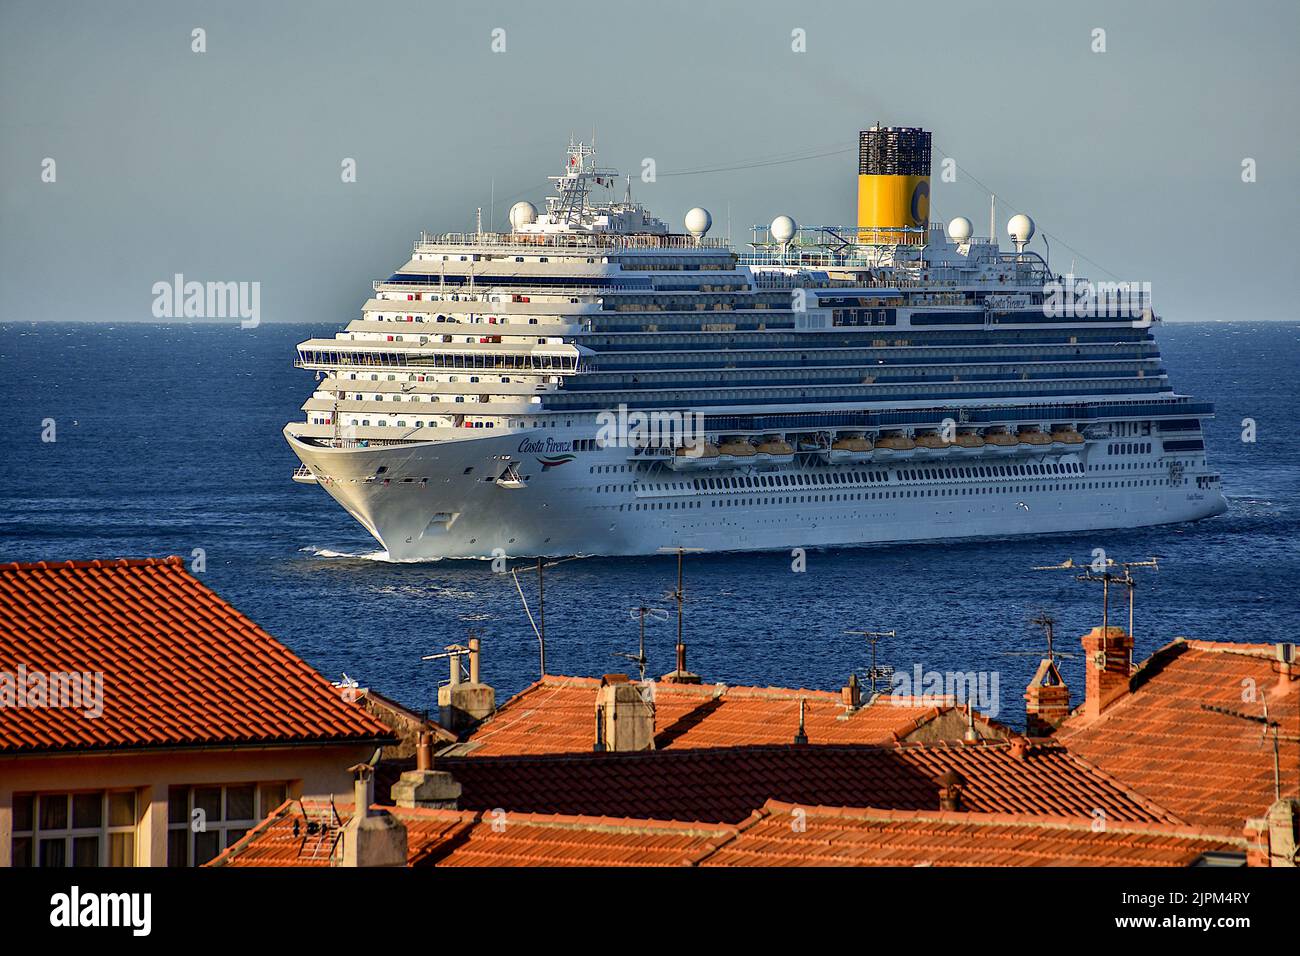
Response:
[212, 798, 1240, 868]
[428, 739, 1179, 825]
[0, 557, 393, 753]
[210, 800, 738, 868]
[1056, 640, 1300, 830]
[701, 802, 1244, 868]
[457, 675, 955, 756]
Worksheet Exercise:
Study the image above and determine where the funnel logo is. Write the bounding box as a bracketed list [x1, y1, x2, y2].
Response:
[536, 454, 575, 470]
[910, 180, 930, 226]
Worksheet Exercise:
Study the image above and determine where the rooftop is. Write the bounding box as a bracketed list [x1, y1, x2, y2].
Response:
[426, 739, 1180, 825]
[0, 557, 393, 754]
[1057, 639, 1300, 830]
[211, 798, 1242, 869]
[449, 674, 991, 757]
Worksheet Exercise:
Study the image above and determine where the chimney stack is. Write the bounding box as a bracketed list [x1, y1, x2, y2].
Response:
[1024, 658, 1071, 736]
[936, 770, 966, 811]
[338, 764, 407, 867]
[1081, 625, 1133, 720]
[1244, 798, 1299, 868]
[594, 674, 656, 752]
[390, 730, 463, 810]
[660, 639, 701, 685]
[438, 637, 496, 732]
[841, 673, 862, 710]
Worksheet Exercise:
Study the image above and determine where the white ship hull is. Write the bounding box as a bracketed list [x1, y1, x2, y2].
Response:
[286, 428, 1227, 560]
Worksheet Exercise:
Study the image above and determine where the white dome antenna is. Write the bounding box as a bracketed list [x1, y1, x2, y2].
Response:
[509, 200, 538, 231]
[947, 216, 973, 244]
[770, 215, 797, 245]
[684, 207, 712, 242]
[1007, 213, 1035, 252]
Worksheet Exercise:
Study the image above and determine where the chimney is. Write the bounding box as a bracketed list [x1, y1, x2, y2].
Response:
[936, 770, 966, 811]
[660, 640, 701, 685]
[1024, 658, 1071, 736]
[793, 698, 808, 745]
[438, 637, 496, 732]
[390, 730, 462, 810]
[1080, 625, 1133, 720]
[338, 764, 407, 867]
[841, 673, 862, 710]
[594, 674, 656, 752]
[1009, 736, 1030, 760]
[1275, 643, 1297, 681]
[1244, 798, 1299, 868]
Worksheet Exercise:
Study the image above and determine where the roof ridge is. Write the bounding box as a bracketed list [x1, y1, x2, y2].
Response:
[0, 556, 186, 573]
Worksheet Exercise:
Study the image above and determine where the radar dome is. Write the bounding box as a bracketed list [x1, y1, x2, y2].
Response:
[684, 207, 712, 239]
[770, 215, 797, 244]
[509, 201, 538, 230]
[947, 216, 973, 242]
[1007, 213, 1035, 245]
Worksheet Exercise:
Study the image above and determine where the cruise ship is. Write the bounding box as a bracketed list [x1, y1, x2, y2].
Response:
[284, 126, 1226, 559]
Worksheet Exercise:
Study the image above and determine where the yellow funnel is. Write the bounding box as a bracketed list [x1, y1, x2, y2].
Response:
[857, 126, 931, 244]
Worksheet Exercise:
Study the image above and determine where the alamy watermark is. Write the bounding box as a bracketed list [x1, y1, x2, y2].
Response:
[1042, 274, 1152, 321]
[0, 665, 104, 718]
[890, 663, 1000, 718]
[595, 403, 705, 451]
[151, 273, 260, 328]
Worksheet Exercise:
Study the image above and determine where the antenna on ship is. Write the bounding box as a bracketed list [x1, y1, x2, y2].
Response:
[844, 629, 896, 698]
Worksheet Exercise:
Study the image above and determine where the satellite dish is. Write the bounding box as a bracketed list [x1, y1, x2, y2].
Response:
[509, 200, 538, 231]
[1007, 213, 1035, 249]
[770, 215, 797, 244]
[684, 207, 712, 239]
[947, 216, 973, 243]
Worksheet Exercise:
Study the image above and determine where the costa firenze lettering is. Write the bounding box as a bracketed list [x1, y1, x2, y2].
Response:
[518, 438, 574, 455]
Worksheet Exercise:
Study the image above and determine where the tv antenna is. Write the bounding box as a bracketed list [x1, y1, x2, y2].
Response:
[508, 556, 585, 678]
[844, 629, 896, 697]
[999, 611, 1078, 665]
[1034, 556, 1159, 638]
[658, 546, 706, 677]
[617, 604, 670, 682]
[1201, 695, 1300, 804]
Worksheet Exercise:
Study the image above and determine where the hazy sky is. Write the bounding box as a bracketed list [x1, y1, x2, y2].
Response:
[2, 0, 1296, 323]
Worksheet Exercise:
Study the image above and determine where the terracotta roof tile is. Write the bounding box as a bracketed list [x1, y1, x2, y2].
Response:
[212, 798, 1238, 868]
[1057, 640, 1300, 830]
[428, 740, 1181, 825]
[0, 557, 393, 752]
[702, 802, 1243, 867]
[457, 675, 948, 757]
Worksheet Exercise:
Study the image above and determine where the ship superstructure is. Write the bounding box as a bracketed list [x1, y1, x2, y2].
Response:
[284, 128, 1226, 559]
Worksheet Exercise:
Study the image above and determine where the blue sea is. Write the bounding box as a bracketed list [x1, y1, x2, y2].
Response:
[2, 321, 1297, 728]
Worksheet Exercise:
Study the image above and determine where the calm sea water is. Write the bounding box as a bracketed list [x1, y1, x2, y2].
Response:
[2, 321, 1297, 727]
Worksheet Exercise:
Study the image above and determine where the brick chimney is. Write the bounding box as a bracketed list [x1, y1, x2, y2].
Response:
[338, 764, 407, 867]
[1244, 798, 1299, 867]
[841, 673, 862, 710]
[390, 730, 462, 810]
[660, 639, 701, 685]
[438, 637, 496, 732]
[936, 770, 966, 811]
[1080, 625, 1133, 720]
[1024, 658, 1071, 736]
[594, 674, 656, 752]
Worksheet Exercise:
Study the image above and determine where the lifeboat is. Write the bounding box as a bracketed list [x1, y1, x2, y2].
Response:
[668, 442, 721, 471]
[873, 433, 916, 460]
[1017, 426, 1053, 448]
[754, 437, 795, 464]
[983, 428, 1020, 455]
[825, 435, 873, 464]
[717, 438, 757, 464]
[1050, 426, 1085, 449]
[913, 432, 953, 457]
[952, 431, 985, 455]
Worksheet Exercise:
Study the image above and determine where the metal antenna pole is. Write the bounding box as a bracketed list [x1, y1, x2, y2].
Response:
[537, 556, 545, 659]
